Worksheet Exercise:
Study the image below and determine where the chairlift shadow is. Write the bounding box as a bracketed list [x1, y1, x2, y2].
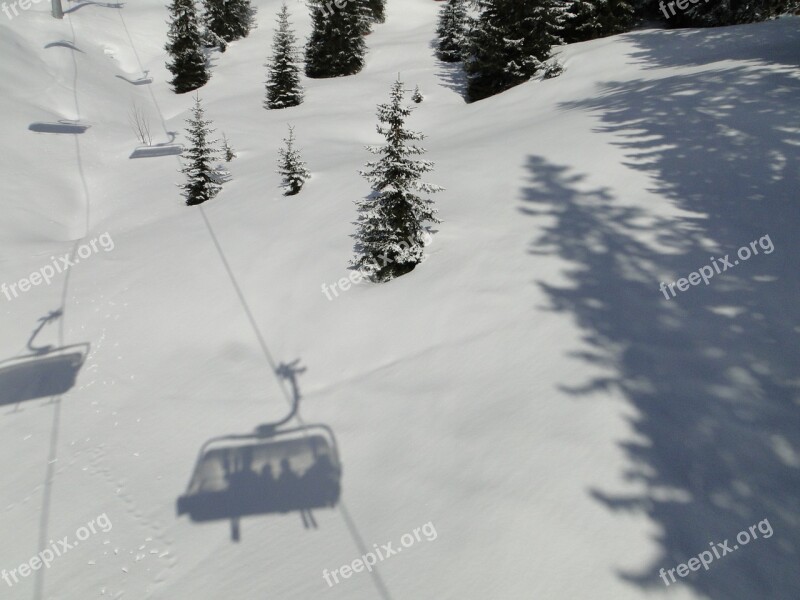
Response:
[130, 145, 183, 159]
[116, 74, 153, 86]
[177, 360, 342, 541]
[29, 121, 90, 134]
[0, 311, 89, 408]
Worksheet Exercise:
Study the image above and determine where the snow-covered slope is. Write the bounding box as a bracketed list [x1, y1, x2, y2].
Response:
[1, 1, 798, 598]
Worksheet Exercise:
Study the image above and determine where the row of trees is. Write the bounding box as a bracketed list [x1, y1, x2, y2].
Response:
[181, 78, 438, 284]
[168, 0, 388, 96]
[165, 0, 253, 93]
[436, 0, 794, 103]
[180, 96, 310, 205]
[435, 0, 635, 102]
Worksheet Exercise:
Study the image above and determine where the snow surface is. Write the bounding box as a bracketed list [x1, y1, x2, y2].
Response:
[1, 0, 799, 598]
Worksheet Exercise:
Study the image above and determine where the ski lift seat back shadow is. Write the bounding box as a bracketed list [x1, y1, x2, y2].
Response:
[0, 346, 88, 406]
[0, 311, 89, 407]
[177, 424, 342, 523]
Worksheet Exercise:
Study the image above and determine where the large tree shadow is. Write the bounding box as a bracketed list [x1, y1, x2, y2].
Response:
[521, 41, 800, 598]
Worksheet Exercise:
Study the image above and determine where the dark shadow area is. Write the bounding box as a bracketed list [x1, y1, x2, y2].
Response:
[429, 38, 467, 98]
[521, 42, 800, 597]
[115, 74, 153, 86]
[29, 121, 90, 134]
[0, 311, 89, 408]
[177, 360, 342, 540]
[44, 40, 84, 52]
[64, 0, 123, 13]
[620, 17, 800, 70]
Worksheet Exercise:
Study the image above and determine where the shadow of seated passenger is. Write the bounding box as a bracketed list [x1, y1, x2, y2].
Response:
[301, 454, 339, 507]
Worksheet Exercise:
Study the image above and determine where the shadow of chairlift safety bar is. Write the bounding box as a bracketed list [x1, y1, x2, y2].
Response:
[177, 367, 342, 541]
[0, 310, 89, 407]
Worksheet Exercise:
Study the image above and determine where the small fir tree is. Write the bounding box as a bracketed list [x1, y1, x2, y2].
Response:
[411, 85, 423, 103]
[222, 133, 236, 161]
[352, 79, 443, 282]
[277, 126, 310, 195]
[180, 95, 222, 205]
[305, 0, 367, 78]
[436, 0, 469, 62]
[265, 3, 304, 109]
[166, 0, 210, 93]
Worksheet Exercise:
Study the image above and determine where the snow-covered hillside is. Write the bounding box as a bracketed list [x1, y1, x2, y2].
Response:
[1, 0, 798, 598]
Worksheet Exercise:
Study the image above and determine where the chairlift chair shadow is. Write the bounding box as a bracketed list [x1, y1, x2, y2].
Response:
[0, 311, 89, 407]
[177, 424, 342, 540]
[177, 360, 341, 540]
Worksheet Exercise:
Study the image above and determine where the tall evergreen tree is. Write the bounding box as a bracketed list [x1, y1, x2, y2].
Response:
[436, 0, 469, 62]
[561, 0, 600, 43]
[265, 3, 304, 109]
[203, 0, 252, 45]
[180, 96, 222, 206]
[364, 0, 386, 23]
[352, 79, 443, 282]
[596, 0, 634, 35]
[464, 0, 562, 102]
[277, 126, 310, 195]
[166, 0, 210, 94]
[305, 0, 367, 78]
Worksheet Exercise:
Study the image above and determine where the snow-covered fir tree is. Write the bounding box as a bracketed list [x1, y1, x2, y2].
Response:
[180, 95, 222, 205]
[435, 0, 469, 62]
[203, 0, 252, 46]
[464, 0, 563, 102]
[352, 79, 443, 282]
[596, 0, 634, 36]
[276, 126, 310, 196]
[165, 0, 210, 93]
[265, 3, 304, 109]
[364, 0, 386, 23]
[412, 85, 423, 103]
[305, 0, 367, 78]
[560, 0, 600, 43]
[222, 133, 236, 161]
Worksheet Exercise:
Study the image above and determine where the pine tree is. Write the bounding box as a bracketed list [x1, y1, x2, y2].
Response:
[222, 133, 236, 161]
[436, 0, 468, 62]
[265, 3, 304, 109]
[305, 0, 367, 78]
[203, 0, 252, 45]
[561, 0, 600, 43]
[596, 0, 633, 36]
[464, 0, 562, 102]
[165, 0, 210, 94]
[411, 85, 423, 103]
[180, 96, 222, 206]
[352, 79, 443, 282]
[277, 126, 310, 196]
[364, 0, 386, 23]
